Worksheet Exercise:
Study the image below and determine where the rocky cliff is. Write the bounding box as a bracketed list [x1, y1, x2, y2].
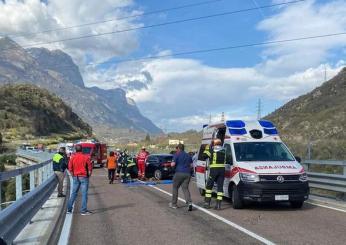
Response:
[0, 37, 162, 141]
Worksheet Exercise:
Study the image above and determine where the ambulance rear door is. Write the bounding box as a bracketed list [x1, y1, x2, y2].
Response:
[195, 144, 209, 189]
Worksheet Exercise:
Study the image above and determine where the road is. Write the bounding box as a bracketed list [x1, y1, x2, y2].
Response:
[69, 168, 346, 245]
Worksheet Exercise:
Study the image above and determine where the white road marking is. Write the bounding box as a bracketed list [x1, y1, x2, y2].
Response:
[145, 182, 275, 245]
[58, 171, 73, 245]
[306, 201, 346, 213]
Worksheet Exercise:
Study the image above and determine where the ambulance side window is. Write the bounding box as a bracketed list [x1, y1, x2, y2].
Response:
[197, 144, 208, 161]
[224, 144, 233, 165]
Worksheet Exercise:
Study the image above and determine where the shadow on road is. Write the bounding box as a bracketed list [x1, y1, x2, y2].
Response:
[91, 203, 136, 214]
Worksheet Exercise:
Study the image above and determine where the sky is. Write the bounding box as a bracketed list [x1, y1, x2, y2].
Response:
[0, 0, 346, 132]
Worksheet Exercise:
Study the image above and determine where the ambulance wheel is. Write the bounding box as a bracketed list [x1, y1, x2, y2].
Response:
[154, 170, 162, 180]
[199, 188, 205, 196]
[290, 201, 304, 209]
[232, 185, 244, 209]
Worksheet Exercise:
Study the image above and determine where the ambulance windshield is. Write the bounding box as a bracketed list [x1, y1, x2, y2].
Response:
[234, 142, 295, 162]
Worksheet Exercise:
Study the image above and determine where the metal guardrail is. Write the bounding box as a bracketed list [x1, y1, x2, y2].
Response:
[0, 151, 56, 244]
[303, 160, 346, 196]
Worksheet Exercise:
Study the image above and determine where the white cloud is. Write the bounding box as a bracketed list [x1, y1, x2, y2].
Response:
[1, 0, 345, 132]
[88, 53, 344, 132]
[257, 0, 346, 75]
[0, 0, 141, 64]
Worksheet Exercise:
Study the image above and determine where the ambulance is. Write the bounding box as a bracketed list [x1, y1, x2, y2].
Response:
[195, 120, 309, 209]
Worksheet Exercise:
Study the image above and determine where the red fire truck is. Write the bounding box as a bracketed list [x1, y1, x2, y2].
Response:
[75, 141, 107, 168]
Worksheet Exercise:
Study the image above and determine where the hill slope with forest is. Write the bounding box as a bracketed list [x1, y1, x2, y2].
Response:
[266, 67, 346, 159]
[0, 84, 92, 142]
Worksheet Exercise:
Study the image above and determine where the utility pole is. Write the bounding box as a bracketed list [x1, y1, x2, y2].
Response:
[221, 112, 225, 122]
[257, 99, 262, 120]
[209, 114, 212, 124]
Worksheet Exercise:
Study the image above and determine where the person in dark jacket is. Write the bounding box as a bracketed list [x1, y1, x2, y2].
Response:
[169, 144, 193, 211]
[202, 139, 226, 210]
[52, 147, 67, 197]
[120, 150, 130, 183]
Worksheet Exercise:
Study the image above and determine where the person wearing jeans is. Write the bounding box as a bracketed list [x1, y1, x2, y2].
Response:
[68, 176, 89, 213]
[170, 144, 193, 211]
[67, 145, 92, 215]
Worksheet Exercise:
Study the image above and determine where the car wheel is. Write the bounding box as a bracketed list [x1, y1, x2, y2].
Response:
[290, 201, 304, 209]
[232, 185, 244, 209]
[199, 188, 205, 196]
[154, 169, 162, 180]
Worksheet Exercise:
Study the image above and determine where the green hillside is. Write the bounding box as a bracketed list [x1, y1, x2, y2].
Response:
[266, 67, 346, 160]
[0, 84, 92, 145]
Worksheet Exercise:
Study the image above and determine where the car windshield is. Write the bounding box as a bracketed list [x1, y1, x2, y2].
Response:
[82, 147, 92, 154]
[234, 142, 295, 162]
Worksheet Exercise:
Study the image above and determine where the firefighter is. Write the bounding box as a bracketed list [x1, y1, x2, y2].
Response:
[136, 146, 149, 180]
[127, 156, 138, 180]
[203, 139, 226, 210]
[116, 149, 122, 178]
[120, 150, 130, 183]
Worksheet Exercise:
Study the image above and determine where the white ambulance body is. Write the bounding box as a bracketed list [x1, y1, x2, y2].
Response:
[195, 120, 309, 209]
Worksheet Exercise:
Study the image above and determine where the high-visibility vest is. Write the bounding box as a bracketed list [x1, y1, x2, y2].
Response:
[53, 153, 63, 163]
[127, 158, 136, 168]
[203, 147, 226, 168]
[53, 153, 63, 170]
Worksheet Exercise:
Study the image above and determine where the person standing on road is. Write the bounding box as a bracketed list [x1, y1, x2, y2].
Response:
[115, 149, 122, 178]
[106, 151, 117, 184]
[67, 145, 93, 215]
[52, 147, 67, 197]
[137, 146, 149, 180]
[202, 139, 226, 210]
[170, 144, 193, 211]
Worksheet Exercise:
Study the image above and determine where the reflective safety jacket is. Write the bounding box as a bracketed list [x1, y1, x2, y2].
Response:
[137, 150, 149, 165]
[53, 153, 67, 172]
[203, 145, 226, 168]
[127, 158, 136, 168]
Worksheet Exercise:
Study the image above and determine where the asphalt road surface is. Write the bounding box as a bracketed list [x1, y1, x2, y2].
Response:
[69, 169, 346, 245]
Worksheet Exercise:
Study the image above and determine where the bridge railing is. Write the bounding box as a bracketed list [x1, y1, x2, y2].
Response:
[0, 151, 56, 244]
[303, 160, 346, 198]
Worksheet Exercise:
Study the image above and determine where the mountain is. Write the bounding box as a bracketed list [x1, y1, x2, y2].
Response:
[0, 84, 91, 138]
[0, 37, 162, 140]
[28, 47, 84, 87]
[266, 67, 346, 160]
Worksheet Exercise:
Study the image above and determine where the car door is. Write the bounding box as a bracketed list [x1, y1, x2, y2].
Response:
[146, 156, 160, 175]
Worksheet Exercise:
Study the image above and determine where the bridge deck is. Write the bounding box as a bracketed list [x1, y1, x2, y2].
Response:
[68, 168, 346, 245]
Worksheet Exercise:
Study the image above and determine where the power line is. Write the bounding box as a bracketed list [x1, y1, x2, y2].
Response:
[5, 0, 224, 39]
[0, 0, 306, 52]
[77, 31, 346, 69]
[16, 31, 345, 71]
